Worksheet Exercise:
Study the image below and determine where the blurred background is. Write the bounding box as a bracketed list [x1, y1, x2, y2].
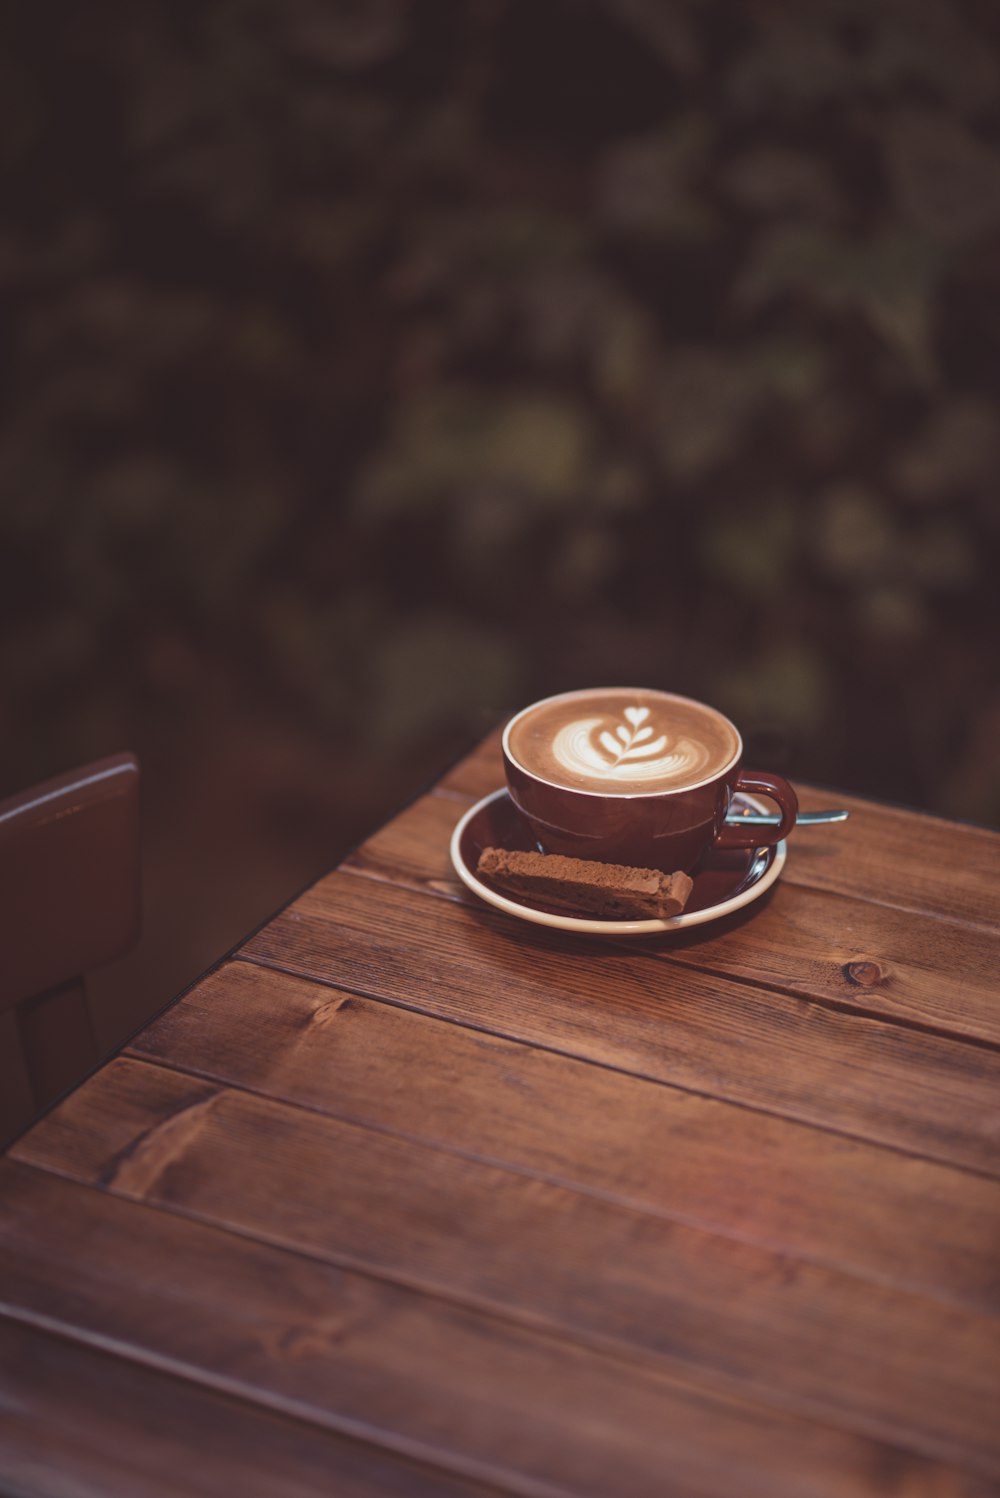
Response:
[2, 0, 1000, 1030]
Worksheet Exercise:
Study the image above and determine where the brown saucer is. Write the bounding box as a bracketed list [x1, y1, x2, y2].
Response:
[451, 789, 785, 936]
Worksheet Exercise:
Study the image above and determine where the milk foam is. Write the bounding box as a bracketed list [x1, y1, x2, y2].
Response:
[507, 691, 740, 794]
[551, 706, 710, 785]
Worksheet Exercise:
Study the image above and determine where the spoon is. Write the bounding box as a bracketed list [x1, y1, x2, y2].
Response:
[725, 808, 850, 826]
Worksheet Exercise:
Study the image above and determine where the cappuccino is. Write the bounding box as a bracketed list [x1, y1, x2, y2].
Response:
[505, 689, 740, 796]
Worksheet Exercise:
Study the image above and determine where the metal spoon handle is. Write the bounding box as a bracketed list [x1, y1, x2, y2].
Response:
[726, 809, 850, 826]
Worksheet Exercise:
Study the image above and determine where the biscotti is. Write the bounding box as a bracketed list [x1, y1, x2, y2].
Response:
[477, 847, 694, 919]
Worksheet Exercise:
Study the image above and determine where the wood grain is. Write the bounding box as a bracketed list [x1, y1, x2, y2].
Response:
[8, 731, 1000, 1498]
[115, 960, 1000, 1315]
[0, 1316, 498, 1498]
[343, 789, 1000, 1046]
[5, 1159, 980, 1498]
[14, 1057, 1000, 1475]
[439, 733, 1000, 929]
[242, 871, 1000, 1177]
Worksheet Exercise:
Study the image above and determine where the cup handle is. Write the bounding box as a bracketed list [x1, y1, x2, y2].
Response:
[716, 770, 799, 849]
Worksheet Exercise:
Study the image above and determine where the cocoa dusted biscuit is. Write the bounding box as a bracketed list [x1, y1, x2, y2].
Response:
[477, 847, 694, 919]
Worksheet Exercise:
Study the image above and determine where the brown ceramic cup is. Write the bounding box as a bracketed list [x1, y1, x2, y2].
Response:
[502, 687, 798, 874]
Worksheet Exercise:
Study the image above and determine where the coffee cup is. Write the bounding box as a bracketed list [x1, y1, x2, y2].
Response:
[502, 687, 798, 873]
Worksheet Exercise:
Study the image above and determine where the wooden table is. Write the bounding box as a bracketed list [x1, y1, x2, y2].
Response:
[3, 731, 1000, 1498]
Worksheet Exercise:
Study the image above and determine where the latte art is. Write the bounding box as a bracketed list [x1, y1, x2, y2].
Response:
[506, 689, 741, 796]
[552, 707, 711, 785]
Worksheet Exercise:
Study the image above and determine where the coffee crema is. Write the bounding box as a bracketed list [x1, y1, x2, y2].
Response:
[505, 689, 741, 795]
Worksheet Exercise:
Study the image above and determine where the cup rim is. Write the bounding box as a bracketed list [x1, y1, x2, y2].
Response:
[502, 687, 744, 799]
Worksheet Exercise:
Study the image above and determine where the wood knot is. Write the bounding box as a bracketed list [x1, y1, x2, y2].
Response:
[100, 1089, 222, 1195]
[843, 960, 885, 988]
[309, 994, 354, 1028]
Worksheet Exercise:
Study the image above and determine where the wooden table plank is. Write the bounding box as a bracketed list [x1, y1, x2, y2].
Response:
[243, 872, 1000, 1177]
[14, 1057, 1000, 1474]
[440, 734, 1000, 929]
[114, 960, 1000, 1316]
[343, 789, 1000, 1046]
[0, 1316, 500, 1498]
[785, 795, 1000, 931]
[7, 728, 1000, 1498]
[5, 1160, 979, 1498]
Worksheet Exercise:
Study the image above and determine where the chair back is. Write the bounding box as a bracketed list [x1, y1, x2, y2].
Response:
[0, 753, 140, 1135]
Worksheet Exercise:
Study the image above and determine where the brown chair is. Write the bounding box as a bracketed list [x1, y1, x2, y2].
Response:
[0, 753, 140, 1142]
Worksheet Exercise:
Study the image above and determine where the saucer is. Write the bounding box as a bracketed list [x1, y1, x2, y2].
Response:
[450, 788, 786, 936]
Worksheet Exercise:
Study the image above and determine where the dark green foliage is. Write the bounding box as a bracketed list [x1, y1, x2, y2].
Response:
[2, 0, 998, 824]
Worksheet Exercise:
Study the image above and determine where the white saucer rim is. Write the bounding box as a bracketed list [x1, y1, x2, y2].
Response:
[449, 787, 787, 936]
